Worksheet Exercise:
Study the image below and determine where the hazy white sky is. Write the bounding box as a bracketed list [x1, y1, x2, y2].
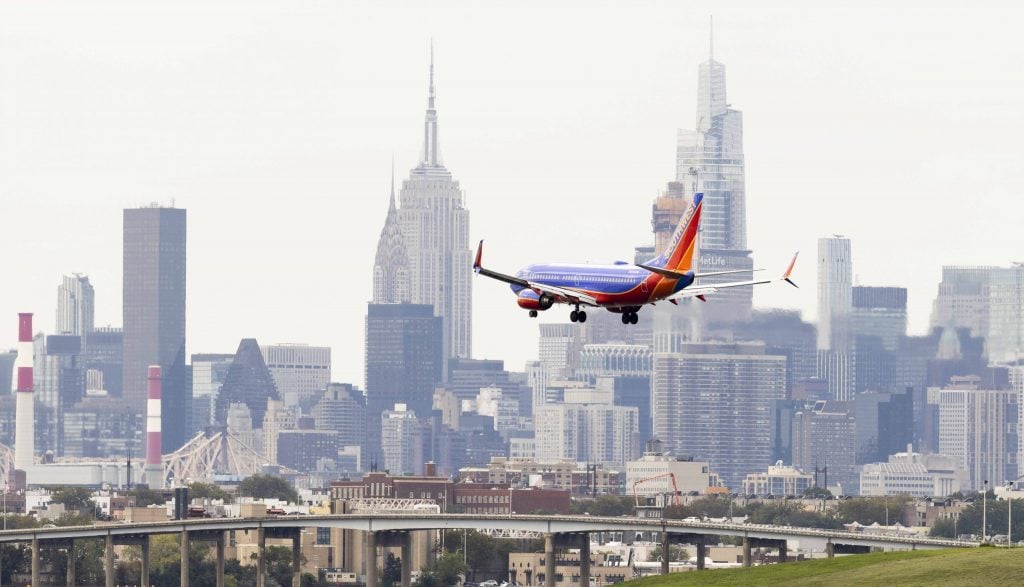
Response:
[2, 1, 1022, 386]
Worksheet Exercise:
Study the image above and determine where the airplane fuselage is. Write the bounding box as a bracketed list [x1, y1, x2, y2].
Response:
[511, 262, 694, 310]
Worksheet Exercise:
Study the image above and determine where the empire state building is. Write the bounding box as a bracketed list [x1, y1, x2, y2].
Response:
[372, 48, 472, 366]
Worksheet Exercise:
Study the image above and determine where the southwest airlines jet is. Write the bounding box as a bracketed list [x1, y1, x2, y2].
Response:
[473, 192, 798, 324]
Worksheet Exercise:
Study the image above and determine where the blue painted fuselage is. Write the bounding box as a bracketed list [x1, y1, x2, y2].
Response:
[511, 262, 694, 309]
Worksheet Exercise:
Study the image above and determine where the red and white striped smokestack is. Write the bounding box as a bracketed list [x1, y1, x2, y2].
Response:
[14, 313, 35, 475]
[145, 365, 163, 489]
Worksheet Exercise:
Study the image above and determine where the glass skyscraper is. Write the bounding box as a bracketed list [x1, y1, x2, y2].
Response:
[122, 205, 188, 451]
[674, 34, 753, 322]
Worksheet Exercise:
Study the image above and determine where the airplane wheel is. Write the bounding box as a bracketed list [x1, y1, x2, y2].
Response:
[529, 310, 538, 318]
[578, 311, 587, 323]
[621, 313, 630, 325]
[570, 310, 578, 322]
[630, 312, 639, 324]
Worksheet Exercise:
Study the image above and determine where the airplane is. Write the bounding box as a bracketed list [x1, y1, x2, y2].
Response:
[472, 192, 798, 324]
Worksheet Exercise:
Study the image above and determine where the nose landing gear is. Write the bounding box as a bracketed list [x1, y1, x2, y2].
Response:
[620, 310, 639, 325]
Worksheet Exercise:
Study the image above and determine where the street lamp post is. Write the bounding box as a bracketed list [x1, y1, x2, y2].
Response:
[983, 480, 989, 543]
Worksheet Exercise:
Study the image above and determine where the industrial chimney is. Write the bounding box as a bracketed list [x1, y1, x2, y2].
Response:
[14, 313, 35, 479]
[145, 365, 163, 489]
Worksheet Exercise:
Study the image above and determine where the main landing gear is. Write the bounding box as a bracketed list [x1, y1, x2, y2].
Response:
[570, 307, 588, 323]
[620, 310, 639, 325]
[528, 310, 538, 318]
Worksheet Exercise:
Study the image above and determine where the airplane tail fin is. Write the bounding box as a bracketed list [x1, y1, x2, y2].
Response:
[648, 192, 703, 271]
[782, 251, 799, 288]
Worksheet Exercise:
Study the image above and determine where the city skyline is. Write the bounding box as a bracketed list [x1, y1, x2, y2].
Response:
[2, 3, 1022, 385]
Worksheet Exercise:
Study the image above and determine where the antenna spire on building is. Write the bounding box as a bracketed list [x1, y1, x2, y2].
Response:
[422, 40, 441, 167]
[709, 15, 714, 62]
[429, 38, 436, 108]
[389, 154, 396, 210]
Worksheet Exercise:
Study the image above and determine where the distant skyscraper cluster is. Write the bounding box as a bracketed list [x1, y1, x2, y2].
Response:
[4, 30, 1024, 506]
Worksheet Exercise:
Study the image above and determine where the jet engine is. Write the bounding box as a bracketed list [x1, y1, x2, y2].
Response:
[516, 290, 555, 311]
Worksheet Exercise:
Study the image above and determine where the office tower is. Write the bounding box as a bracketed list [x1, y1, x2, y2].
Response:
[852, 287, 907, 351]
[62, 397, 144, 459]
[82, 327, 123, 396]
[385, 49, 471, 364]
[732, 309, 819, 393]
[987, 264, 1024, 364]
[859, 447, 965, 498]
[0, 351, 15, 395]
[532, 324, 580, 409]
[817, 237, 853, 351]
[56, 274, 94, 337]
[122, 205, 188, 450]
[578, 345, 653, 443]
[938, 375, 1018, 490]
[262, 399, 295, 465]
[276, 429, 338, 474]
[372, 171, 412, 305]
[365, 303, 443, 464]
[930, 266, 998, 338]
[578, 344, 652, 379]
[653, 342, 787, 490]
[791, 401, 857, 493]
[225, 403, 261, 454]
[443, 358, 526, 403]
[260, 344, 331, 409]
[533, 390, 639, 467]
[1012, 365, 1024, 479]
[190, 353, 234, 434]
[854, 389, 913, 464]
[381, 404, 423, 475]
[817, 236, 853, 400]
[312, 383, 367, 468]
[34, 334, 86, 455]
[674, 27, 753, 322]
[214, 339, 280, 429]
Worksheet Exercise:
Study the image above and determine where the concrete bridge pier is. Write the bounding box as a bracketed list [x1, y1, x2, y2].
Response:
[104, 534, 115, 587]
[216, 533, 226, 587]
[365, 531, 378, 587]
[779, 540, 789, 563]
[66, 540, 76, 587]
[292, 529, 303, 587]
[826, 539, 835, 559]
[257, 527, 267, 587]
[544, 533, 555, 586]
[31, 537, 39, 587]
[181, 529, 190, 586]
[141, 534, 151, 587]
[661, 532, 670, 575]
[696, 535, 706, 570]
[742, 536, 752, 567]
[578, 534, 590, 586]
[400, 531, 413, 587]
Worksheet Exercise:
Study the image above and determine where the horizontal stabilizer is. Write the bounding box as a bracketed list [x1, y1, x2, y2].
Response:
[695, 268, 764, 278]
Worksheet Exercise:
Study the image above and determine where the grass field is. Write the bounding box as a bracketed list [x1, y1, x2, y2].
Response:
[627, 547, 1024, 586]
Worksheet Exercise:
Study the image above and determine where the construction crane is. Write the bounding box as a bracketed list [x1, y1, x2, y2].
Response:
[632, 472, 682, 508]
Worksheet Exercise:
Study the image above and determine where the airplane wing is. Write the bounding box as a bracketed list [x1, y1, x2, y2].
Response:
[637, 263, 764, 280]
[473, 240, 599, 306]
[666, 252, 799, 301]
[668, 279, 772, 300]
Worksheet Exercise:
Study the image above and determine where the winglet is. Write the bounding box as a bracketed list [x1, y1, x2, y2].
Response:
[473, 240, 484, 272]
[783, 251, 799, 288]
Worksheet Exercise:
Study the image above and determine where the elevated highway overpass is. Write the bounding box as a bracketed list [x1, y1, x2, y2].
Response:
[0, 513, 976, 586]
